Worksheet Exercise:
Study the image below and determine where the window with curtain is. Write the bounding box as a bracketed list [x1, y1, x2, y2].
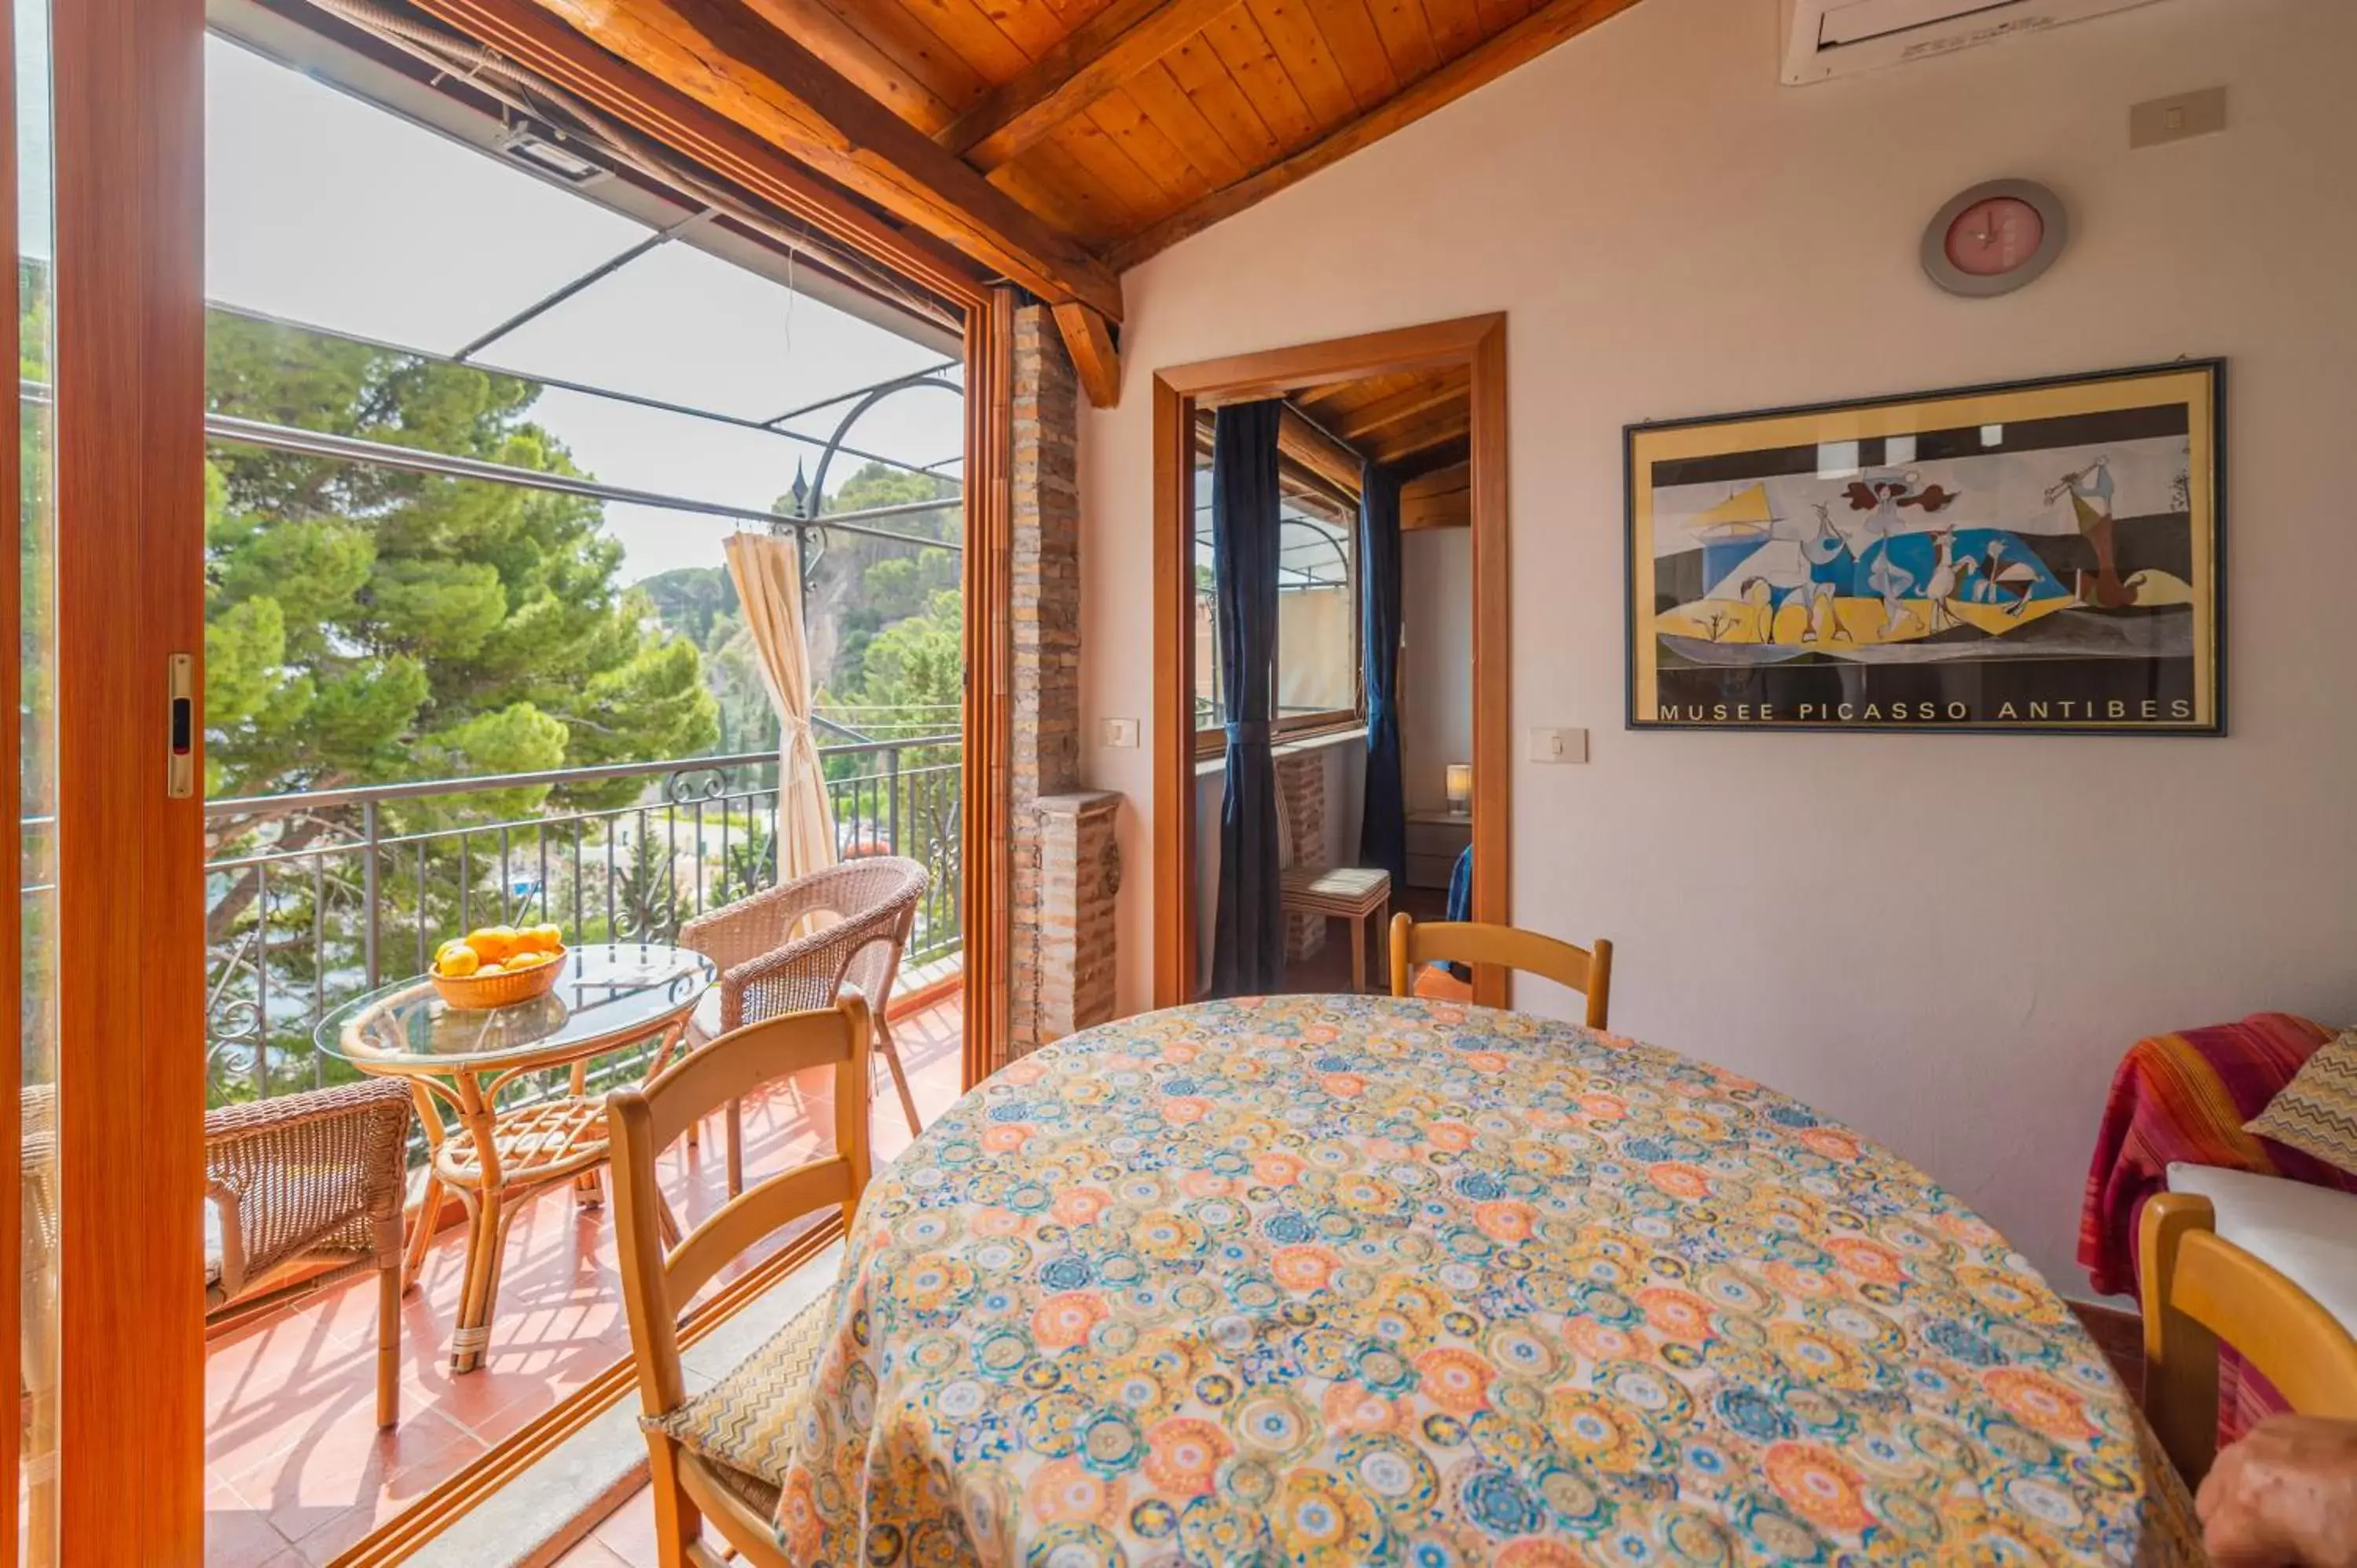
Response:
[1193, 454, 1362, 753]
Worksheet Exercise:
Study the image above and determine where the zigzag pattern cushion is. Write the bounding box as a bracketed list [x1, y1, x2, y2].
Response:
[2247, 1027, 2357, 1177]
[650, 1293, 831, 1486]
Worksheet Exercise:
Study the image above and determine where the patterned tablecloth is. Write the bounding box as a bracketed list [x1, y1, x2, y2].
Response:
[776, 995, 2199, 1566]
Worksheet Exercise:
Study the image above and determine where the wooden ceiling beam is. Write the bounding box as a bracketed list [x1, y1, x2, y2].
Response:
[411, 0, 991, 309]
[1390, 432, 1471, 482]
[939, 0, 1243, 172]
[1053, 302, 1123, 408]
[1401, 460, 1469, 529]
[1279, 405, 1365, 499]
[1332, 378, 1466, 442]
[1107, 0, 1644, 269]
[511, 0, 1125, 319]
[1369, 403, 1469, 460]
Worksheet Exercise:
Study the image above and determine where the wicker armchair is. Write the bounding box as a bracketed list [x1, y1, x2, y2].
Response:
[205, 1079, 415, 1428]
[679, 855, 929, 1193]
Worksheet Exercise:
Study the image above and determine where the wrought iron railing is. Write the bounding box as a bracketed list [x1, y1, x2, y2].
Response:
[202, 735, 962, 1107]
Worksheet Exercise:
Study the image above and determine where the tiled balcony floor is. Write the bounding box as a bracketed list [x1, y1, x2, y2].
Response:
[204, 995, 969, 1566]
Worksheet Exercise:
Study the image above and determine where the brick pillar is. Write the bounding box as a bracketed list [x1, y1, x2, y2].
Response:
[1006, 304, 1114, 1061]
[1034, 791, 1122, 1042]
[1276, 750, 1329, 961]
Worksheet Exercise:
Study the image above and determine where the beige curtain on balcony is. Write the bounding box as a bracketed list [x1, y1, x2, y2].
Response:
[724, 530, 838, 884]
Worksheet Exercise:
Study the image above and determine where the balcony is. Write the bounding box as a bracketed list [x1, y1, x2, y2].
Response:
[199, 737, 963, 1563]
[204, 733, 962, 1108]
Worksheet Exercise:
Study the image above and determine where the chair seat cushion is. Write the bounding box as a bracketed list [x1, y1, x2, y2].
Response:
[2245, 1027, 2357, 1177]
[688, 986, 724, 1046]
[650, 1292, 833, 1486]
[2165, 1163, 2357, 1332]
[1279, 865, 1390, 915]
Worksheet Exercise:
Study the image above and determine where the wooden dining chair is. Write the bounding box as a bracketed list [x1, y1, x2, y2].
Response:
[1388, 914, 1614, 1028]
[2139, 1190, 2357, 1482]
[608, 998, 874, 1568]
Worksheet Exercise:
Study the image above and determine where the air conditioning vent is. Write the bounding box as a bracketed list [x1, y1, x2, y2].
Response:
[1782, 0, 2169, 84]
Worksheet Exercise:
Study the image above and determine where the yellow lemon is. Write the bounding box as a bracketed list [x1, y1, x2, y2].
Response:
[475, 962, 506, 977]
[508, 949, 544, 970]
[526, 923, 563, 951]
[437, 943, 481, 978]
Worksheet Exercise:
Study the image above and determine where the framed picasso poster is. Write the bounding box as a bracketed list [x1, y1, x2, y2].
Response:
[1626, 360, 2223, 734]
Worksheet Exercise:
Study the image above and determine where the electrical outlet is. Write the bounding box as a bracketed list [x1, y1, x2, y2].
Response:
[1529, 727, 1588, 764]
[1102, 716, 1140, 749]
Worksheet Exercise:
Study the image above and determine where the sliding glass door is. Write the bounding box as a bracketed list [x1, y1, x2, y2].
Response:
[7, 0, 207, 1560]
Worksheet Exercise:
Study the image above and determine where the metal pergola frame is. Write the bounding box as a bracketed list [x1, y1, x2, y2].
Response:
[209, 300, 961, 490]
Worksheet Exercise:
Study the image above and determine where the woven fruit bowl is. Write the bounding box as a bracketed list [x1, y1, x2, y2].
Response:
[431, 947, 566, 1009]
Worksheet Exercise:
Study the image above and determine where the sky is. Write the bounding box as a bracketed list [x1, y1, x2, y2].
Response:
[200, 35, 963, 581]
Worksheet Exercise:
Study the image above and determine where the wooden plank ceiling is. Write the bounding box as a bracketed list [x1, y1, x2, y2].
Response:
[419, 0, 1643, 401]
[1294, 362, 1467, 471]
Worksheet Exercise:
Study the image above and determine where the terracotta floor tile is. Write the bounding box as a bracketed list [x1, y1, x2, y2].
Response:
[202, 996, 966, 1566]
[235, 1404, 485, 1562]
[207, 1476, 296, 1564]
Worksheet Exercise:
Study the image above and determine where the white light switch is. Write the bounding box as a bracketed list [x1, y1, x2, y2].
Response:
[2129, 87, 2225, 148]
[1529, 727, 1587, 764]
[1102, 716, 1140, 749]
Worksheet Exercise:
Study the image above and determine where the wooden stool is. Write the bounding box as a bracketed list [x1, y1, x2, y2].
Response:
[1279, 866, 1392, 992]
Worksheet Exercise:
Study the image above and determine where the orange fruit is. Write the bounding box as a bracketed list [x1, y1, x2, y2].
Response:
[526, 924, 563, 951]
[508, 949, 544, 969]
[468, 926, 518, 963]
[437, 943, 481, 978]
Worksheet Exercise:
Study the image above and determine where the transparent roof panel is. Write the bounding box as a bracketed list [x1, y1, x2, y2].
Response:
[772, 364, 966, 478]
[526, 385, 815, 517]
[478, 240, 948, 424]
[206, 36, 659, 355]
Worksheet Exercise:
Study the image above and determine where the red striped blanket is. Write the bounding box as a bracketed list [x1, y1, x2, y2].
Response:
[2078, 1011, 2352, 1443]
[2078, 1010, 2349, 1299]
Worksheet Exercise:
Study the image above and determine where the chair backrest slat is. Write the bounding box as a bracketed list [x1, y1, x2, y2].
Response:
[1388, 915, 1613, 1028]
[636, 1005, 866, 1157]
[2139, 1190, 2357, 1482]
[608, 997, 872, 1420]
[664, 1156, 856, 1306]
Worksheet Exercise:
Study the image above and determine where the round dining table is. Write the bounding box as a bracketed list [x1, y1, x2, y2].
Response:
[778, 994, 2199, 1565]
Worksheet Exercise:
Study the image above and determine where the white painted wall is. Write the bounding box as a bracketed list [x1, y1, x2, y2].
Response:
[1079, 0, 2357, 1289]
[1401, 527, 1474, 813]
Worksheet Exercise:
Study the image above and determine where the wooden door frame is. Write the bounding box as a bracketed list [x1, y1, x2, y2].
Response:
[961, 288, 1017, 1087]
[1151, 314, 1512, 1010]
[9, 5, 1017, 1560]
[45, 0, 212, 1556]
[1, 1, 22, 1548]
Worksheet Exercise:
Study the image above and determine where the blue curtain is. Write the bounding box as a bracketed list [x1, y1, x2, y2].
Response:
[1357, 460, 1406, 886]
[1209, 400, 1287, 997]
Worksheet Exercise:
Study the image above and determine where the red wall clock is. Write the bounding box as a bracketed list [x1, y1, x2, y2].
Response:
[1922, 179, 2069, 298]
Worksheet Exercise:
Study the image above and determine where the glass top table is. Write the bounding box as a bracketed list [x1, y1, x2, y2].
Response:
[317, 942, 715, 1372]
[319, 942, 716, 1073]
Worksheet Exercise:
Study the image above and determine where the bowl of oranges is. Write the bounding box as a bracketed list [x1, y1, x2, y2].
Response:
[431, 924, 568, 1009]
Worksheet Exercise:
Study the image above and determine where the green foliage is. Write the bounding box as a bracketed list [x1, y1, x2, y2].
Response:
[202, 312, 718, 811]
[635, 565, 737, 648]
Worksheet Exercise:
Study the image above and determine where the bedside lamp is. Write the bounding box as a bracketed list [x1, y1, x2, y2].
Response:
[1445, 764, 1472, 816]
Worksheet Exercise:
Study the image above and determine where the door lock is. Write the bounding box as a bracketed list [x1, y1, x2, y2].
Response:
[167, 653, 193, 799]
